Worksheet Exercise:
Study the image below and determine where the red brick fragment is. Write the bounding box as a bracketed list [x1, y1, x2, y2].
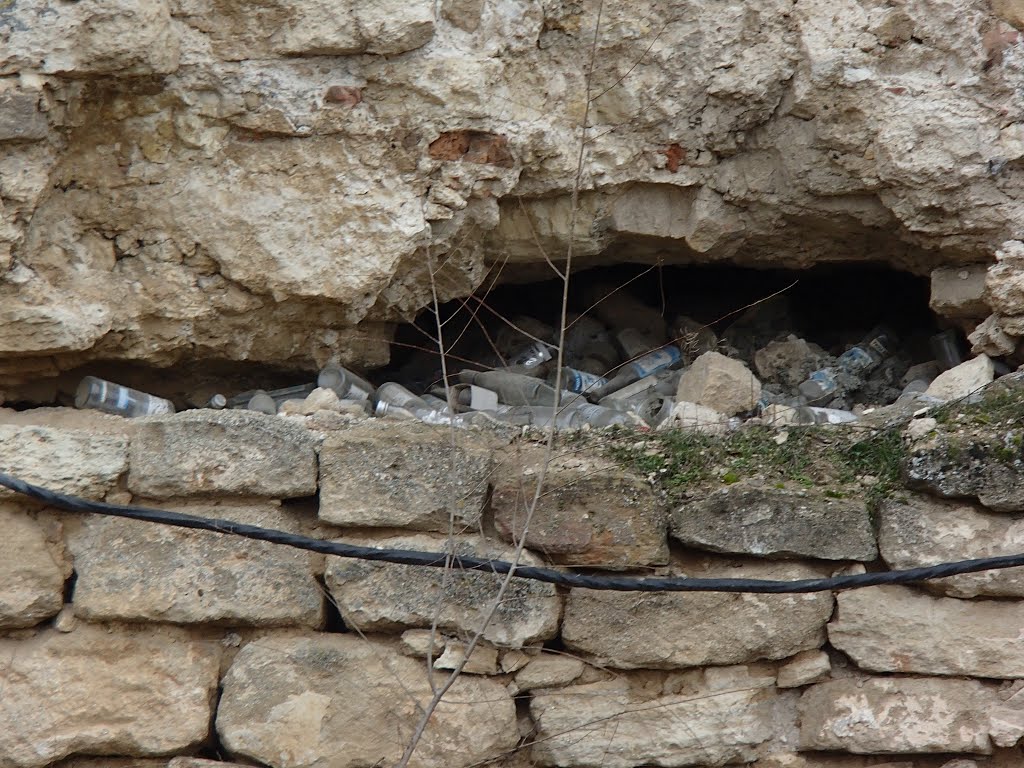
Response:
[663, 142, 686, 173]
[324, 86, 363, 107]
[428, 130, 514, 168]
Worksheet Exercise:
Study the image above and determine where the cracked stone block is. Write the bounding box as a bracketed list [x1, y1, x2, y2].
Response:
[0, 502, 64, 629]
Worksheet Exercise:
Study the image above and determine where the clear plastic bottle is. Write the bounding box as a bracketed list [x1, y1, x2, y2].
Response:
[591, 345, 683, 400]
[458, 370, 584, 408]
[75, 376, 175, 418]
[318, 364, 375, 400]
[798, 327, 897, 404]
[501, 341, 553, 374]
[374, 382, 430, 410]
[246, 391, 278, 415]
[207, 393, 227, 409]
[559, 366, 609, 396]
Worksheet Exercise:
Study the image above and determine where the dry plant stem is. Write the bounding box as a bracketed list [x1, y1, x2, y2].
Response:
[393, 4, 605, 766]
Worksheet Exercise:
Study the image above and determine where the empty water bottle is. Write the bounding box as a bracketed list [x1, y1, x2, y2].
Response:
[207, 393, 227, 409]
[591, 345, 683, 400]
[375, 382, 430, 410]
[75, 376, 175, 418]
[798, 327, 898, 405]
[318, 364, 375, 400]
[558, 366, 609, 396]
[501, 340, 553, 374]
[246, 391, 278, 415]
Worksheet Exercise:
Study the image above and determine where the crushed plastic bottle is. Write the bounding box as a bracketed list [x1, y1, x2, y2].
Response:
[457, 370, 584, 408]
[501, 340, 554, 374]
[375, 382, 430, 410]
[590, 345, 683, 400]
[559, 366, 609, 395]
[75, 376, 175, 418]
[798, 327, 898, 405]
[318, 364, 375, 401]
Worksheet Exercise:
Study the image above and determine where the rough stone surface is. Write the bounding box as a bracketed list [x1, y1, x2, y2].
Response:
[656, 400, 731, 434]
[432, 639, 499, 675]
[325, 533, 561, 646]
[0, 424, 127, 500]
[879, 495, 1024, 598]
[127, 410, 318, 498]
[319, 422, 494, 531]
[531, 678, 798, 768]
[676, 351, 762, 416]
[931, 267, 990, 319]
[66, 499, 323, 626]
[216, 634, 517, 768]
[904, 427, 1024, 511]
[799, 677, 1011, 754]
[925, 355, 994, 400]
[829, 585, 1024, 678]
[562, 558, 833, 669]
[515, 655, 586, 690]
[0, 623, 219, 768]
[672, 480, 877, 561]
[776, 650, 831, 689]
[0, 503, 64, 628]
[754, 337, 829, 390]
[4, 1, 1024, 383]
[491, 449, 668, 568]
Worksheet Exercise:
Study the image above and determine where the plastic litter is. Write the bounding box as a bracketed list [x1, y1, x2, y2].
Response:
[75, 376, 175, 418]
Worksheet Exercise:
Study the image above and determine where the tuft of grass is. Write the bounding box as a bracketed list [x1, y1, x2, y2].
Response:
[605, 423, 907, 507]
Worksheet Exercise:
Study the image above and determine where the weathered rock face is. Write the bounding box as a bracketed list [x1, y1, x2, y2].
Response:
[216, 634, 518, 768]
[6, 0, 1024, 384]
[672, 480, 876, 561]
[491, 449, 668, 568]
[0, 503, 65, 628]
[829, 585, 1024, 678]
[325, 533, 562, 646]
[0, 623, 219, 768]
[66, 499, 324, 626]
[561, 558, 834, 669]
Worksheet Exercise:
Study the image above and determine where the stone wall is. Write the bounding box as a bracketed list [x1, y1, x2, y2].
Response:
[4, 403, 1024, 768]
[7, 0, 1024, 396]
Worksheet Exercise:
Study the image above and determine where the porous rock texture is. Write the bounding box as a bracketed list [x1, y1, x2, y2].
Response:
[7, 0, 1024, 389]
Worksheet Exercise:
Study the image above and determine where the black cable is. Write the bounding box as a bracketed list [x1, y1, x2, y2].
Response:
[4, 470, 1024, 593]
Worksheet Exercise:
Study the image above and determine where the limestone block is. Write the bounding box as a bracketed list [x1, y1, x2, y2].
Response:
[561, 559, 833, 669]
[127, 410, 317, 498]
[776, 649, 831, 688]
[319, 423, 493, 531]
[275, 0, 434, 55]
[829, 585, 1024, 678]
[879, 495, 1024, 598]
[0, 503, 64, 628]
[676, 351, 762, 416]
[799, 677, 1008, 754]
[904, 429, 1024, 511]
[531, 679, 798, 767]
[0, 425, 128, 500]
[515, 655, 585, 690]
[931, 266, 990, 318]
[754, 337, 829, 389]
[433, 640, 499, 675]
[608, 183, 693, 239]
[0, 624, 219, 768]
[656, 400, 730, 434]
[0, 91, 48, 143]
[216, 634, 517, 768]
[925, 355, 994, 400]
[672, 480, 877, 561]
[491, 450, 668, 568]
[66, 499, 323, 627]
[325, 534, 561, 646]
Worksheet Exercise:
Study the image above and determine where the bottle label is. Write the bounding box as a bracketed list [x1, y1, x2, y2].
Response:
[838, 346, 875, 374]
[629, 346, 681, 378]
[565, 369, 609, 393]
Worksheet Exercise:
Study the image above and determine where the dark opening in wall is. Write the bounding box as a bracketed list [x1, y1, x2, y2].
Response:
[382, 261, 942, 402]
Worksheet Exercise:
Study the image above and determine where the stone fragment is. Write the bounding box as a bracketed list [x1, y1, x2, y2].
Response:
[531, 678, 797, 768]
[0, 624, 218, 768]
[656, 400, 730, 434]
[325, 534, 561, 646]
[319, 422, 493, 531]
[905, 416, 937, 440]
[277, 387, 344, 415]
[66, 499, 323, 627]
[970, 315, 1018, 357]
[53, 604, 76, 633]
[0, 424, 128, 501]
[672, 480, 876, 561]
[400, 628, 439, 657]
[930, 266, 989, 318]
[799, 677, 1006, 753]
[776, 650, 831, 688]
[491, 450, 667, 568]
[562, 558, 833, 668]
[216, 634, 517, 768]
[608, 183, 692, 239]
[925, 354, 994, 400]
[169, 759, 253, 768]
[0, 503, 64, 628]
[0, 91, 48, 142]
[676, 351, 761, 416]
[879, 495, 1024, 597]
[754, 336, 829, 389]
[515, 655, 585, 690]
[830, 585, 1024, 677]
[500, 649, 531, 673]
[127, 410, 317, 498]
[433, 640, 499, 675]
[275, 0, 434, 55]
